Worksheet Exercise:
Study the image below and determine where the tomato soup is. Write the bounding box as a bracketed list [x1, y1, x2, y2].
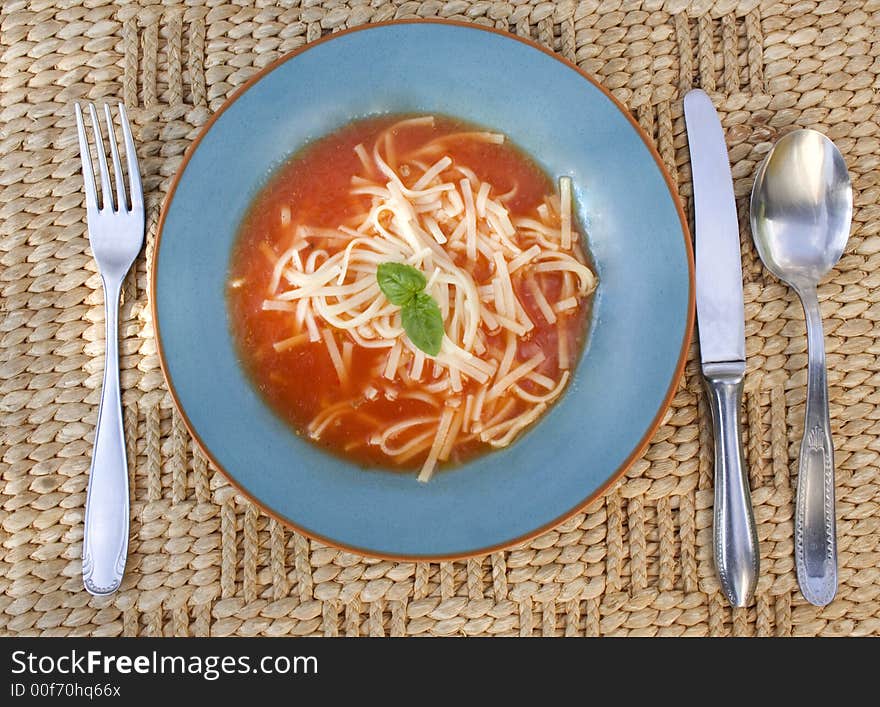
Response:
[227, 115, 594, 478]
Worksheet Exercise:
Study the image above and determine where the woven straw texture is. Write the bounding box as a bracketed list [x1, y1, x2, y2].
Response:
[2, 0, 879, 637]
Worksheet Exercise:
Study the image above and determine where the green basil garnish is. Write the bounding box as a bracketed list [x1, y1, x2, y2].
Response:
[400, 292, 443, 356]
[376, 262, 427, 306]
[377, 262, 444, 356]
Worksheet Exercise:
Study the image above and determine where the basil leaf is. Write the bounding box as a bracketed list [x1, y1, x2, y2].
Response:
[401, 292, 444, 356]
[376, 262, 443, 355]
[376, 262, 426, 306]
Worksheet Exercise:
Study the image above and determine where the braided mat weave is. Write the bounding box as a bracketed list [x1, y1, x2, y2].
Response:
[2, 0, 879, 638]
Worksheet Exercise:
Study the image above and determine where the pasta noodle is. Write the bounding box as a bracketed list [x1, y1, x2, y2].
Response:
[229, 115, 597, 482]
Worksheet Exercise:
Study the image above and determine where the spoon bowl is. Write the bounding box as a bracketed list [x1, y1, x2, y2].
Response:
[750, 128, 852, 607]
[751, 129, 852, 290]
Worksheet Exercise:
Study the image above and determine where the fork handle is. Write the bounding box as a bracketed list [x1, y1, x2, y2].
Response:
[83, 277, 129, 596]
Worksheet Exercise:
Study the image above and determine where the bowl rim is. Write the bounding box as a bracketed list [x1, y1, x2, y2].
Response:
[151, 18, 695, 561]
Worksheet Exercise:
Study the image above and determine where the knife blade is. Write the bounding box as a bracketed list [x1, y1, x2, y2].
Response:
[684, 88, 759, 607]
[685, 89, 746, 367]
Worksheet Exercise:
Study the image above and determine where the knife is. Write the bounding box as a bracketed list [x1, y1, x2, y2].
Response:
[684, 89, 759, 607]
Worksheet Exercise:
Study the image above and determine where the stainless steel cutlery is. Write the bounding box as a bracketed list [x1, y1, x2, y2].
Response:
[684, 89, 760, 607]
[686, 89, 850, 607]
[75, 102, 144, 596]
[750, 129, 852, 606]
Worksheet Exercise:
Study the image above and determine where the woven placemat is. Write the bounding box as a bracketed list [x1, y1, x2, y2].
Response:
[2, 0, 879, 637]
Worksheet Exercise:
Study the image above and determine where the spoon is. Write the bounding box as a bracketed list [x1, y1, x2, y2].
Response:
[750, 129, 852, 606]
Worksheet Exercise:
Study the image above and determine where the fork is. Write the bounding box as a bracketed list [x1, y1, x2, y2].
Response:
[75, 102, 144, 596]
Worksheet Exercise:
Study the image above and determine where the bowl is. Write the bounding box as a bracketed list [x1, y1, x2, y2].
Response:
[153, 20, 694, 559]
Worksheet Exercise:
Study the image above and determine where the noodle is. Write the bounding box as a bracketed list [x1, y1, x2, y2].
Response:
[232, 115, 597, 481]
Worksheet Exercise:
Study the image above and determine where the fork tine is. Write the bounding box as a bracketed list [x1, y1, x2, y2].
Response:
[88, 102, 114, 211]
[74, 103, 98, 213]
[118, 104, 143, 211]
[103, 104, 127, 212]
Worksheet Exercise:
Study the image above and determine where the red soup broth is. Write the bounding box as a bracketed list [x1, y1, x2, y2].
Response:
[227, 114, 591, 471]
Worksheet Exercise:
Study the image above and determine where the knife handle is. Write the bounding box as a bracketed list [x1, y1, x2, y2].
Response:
[703, 362, 759, 607]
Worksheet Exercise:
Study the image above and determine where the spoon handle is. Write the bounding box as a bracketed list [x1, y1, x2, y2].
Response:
[796, 287, 838, 606]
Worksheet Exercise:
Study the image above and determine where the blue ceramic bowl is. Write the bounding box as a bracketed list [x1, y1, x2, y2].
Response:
[154, 20, 693, 559]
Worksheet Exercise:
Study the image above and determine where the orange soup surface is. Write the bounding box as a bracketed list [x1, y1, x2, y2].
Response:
[228, 114, 593, 473]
